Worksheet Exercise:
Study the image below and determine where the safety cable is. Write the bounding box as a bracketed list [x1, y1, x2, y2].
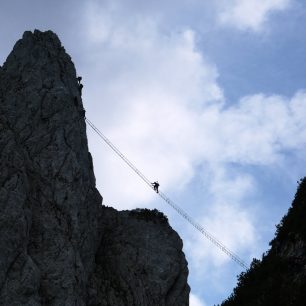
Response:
[85, 117, 248, 269]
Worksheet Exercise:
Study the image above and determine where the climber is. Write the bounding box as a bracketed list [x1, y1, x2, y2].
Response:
[77, 76, 83, 94]
[152, 181, 160, 193]
[79, 83, 83, 94]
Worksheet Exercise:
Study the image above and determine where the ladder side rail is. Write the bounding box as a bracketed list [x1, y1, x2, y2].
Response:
[86, 119, 153, 188]
[159, 191, 247, 269]
[85, 118, 248, 269]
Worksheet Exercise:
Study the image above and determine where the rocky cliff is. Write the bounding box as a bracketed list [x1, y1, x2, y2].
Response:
[220, 178, 306, 306]
[0, 30, 189, 306]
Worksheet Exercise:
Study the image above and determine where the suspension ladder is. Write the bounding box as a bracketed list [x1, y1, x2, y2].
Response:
[85, 117, 248, 269]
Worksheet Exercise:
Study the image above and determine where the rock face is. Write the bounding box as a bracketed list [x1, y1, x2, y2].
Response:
[0, 30, 189, 305]
[91, 208, 189, 306]
[220, 178, 306, 306]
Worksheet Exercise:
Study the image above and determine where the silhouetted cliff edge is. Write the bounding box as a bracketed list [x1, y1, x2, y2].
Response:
[220, 178, 306, 306]
[0, 30, 189, 305]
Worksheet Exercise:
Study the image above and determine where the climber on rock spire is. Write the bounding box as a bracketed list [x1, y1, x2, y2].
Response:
[77, 76, 83, 94]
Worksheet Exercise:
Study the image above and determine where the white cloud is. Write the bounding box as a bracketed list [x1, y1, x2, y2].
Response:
[195, 92, 306, 166]
[217, 0, 291, 31]
[83, 1, 224, 208]
[81, 0, 306, 295]
[183, 92, 306, 268]
[188, 201, 256, 266]
[190, 293, 207, 306]
[82, 1, 306, 265]
[185, 166, 258, 269]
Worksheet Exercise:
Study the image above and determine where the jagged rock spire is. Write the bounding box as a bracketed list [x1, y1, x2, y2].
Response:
[0, 29, 101, 305]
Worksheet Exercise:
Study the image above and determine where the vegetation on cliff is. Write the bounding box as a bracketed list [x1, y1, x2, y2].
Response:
[220, 178, 306, 306]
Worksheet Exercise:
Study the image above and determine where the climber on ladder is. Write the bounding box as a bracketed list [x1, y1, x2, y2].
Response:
[85, 118, 248, 269]
[152, 181, 160, 193]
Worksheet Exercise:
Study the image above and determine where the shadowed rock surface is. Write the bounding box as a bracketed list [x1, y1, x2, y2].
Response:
[0, 30, 189, 306]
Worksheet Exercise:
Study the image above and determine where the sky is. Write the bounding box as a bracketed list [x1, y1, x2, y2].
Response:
[1, 0, 306, 305]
